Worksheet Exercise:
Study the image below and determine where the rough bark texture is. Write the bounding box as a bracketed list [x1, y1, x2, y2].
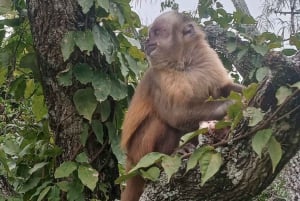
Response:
[26, 0, 119, 200]
[140, 29, 300, 201]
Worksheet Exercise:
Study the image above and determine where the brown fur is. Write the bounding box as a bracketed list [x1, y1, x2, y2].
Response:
[120, 11, 244, 201]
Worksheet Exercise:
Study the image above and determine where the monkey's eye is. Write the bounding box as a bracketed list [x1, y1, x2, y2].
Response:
[154, 29, 160, 36]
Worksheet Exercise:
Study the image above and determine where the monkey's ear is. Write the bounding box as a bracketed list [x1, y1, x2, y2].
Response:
[182, 23, 195, 36]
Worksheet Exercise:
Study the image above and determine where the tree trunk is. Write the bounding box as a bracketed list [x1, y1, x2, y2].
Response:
[140, 28, 300, 201]
[26, 0, 119, 200]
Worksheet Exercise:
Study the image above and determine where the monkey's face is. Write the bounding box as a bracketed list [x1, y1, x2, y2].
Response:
[145, 11, 203, 69]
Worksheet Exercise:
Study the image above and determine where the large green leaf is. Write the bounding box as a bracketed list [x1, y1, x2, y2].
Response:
[29, 162, 48, 175]
[129, 152, 166, 173]
[74, 30, 94, 52]
[161, 155, 181, 182]
[61, 31, 75, 61]
[92, 120, 104, 144]
[199, 151, 223, 186]
[32, 95, 48, 121]
[57, 67, 73, 86]
[37, 186, 51, 201]
[276, 86, 292, 105]
[73, 88, 98, 121]
[73, 63, 94, 84]
[110, 77, 127, 100]
[67, 180, 84, 201]
[92, 71, 111, 102]
[251, 129, 272, 158]
[140, 167, 160, 181]
[54, 161, 78, 178]
[93, 25, 114, 63]
[186, 146, 214, 172]
[267, 136, 282, 172]
[77, 0, 93, 14]
[78, 165, 99, 191]
[243, 107, 264, 127]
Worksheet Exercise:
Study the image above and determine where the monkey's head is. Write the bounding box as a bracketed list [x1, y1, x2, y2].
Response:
[145, 11, 205, 69]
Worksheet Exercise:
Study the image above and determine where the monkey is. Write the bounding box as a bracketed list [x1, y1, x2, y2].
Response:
[120, 11, 244, 201]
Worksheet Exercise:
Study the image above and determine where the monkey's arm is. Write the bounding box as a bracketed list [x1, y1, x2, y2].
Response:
[155, 99, 233, 132]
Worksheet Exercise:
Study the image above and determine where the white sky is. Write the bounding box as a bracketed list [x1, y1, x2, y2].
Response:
[131, 0, 263, 25]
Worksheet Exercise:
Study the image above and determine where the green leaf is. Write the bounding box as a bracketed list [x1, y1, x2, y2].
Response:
[92, 71, 111, 102]
[25, 79, 35, 98]
[199, 151, 223, 186]
[93, 25, 114, 63]
[267, 136, 282, 172]
[106, 122, 124, 164]
[275, 86, 292, 105]
[57, 67, 73, 86]
[124, 53, 140, 75]
[74, 30, 94, 52]
[226, 39, 237, 53]
[237, 48, 248, 61]
[96, 0, 110, 12]
[251, 44, 268, 56]
[251, 129, 272, 158]
[140, 167, 160, 181]
[37, 186, 51, 201]
[73, 63, 94, 84]
[243, 107, 264, 127]
[80, 123, 89, 145]
[290, 81, 300, 89]
[76, 152, 89, 163]
[32, 95, 48, 121]
[256, 67, 269, 82]
[29, 162, 48, 175]
[282, 48, 297, 56]
[30, 181, 51, 200]
[73, 88, 98, 121]
[10, 76, 26, 99]
[186, 146, 214, 172]
[92, 120, 104, 144]
[56, 181, 70, 192]
[123, 35, 141, 49]
[180, 129, 207, 147]
[54, 161, 78, 178]
[48, 186, 60, 201]
[161, 155, 181, 182]
[110, 77, 127, 100]
[0, 67, 7, 85]
[77, 0, 94, 14]
[78, 165, 99, 191]
[67, 180, 84, 201]
[99, 99, 111, 122]
[129, 152, 166, 173]
[61, 31, 75, 61]
[2, 139, 20, 155]
[243, 83, 258, 101]
[19, 176, 41, 193]
[117, 52, 129, 77]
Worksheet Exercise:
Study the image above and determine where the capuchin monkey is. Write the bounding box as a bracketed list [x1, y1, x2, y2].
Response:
[120, 11, 244, 201]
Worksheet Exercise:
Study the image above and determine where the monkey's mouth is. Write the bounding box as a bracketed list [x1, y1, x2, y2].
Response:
[145, 43, 157, 55]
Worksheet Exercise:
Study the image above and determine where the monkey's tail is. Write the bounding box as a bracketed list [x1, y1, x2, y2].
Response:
[121, 175, 145, 201]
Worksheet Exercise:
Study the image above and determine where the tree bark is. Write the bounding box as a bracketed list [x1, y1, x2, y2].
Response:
[26, 0, 119, 200]
[140, 32, 300, 201]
